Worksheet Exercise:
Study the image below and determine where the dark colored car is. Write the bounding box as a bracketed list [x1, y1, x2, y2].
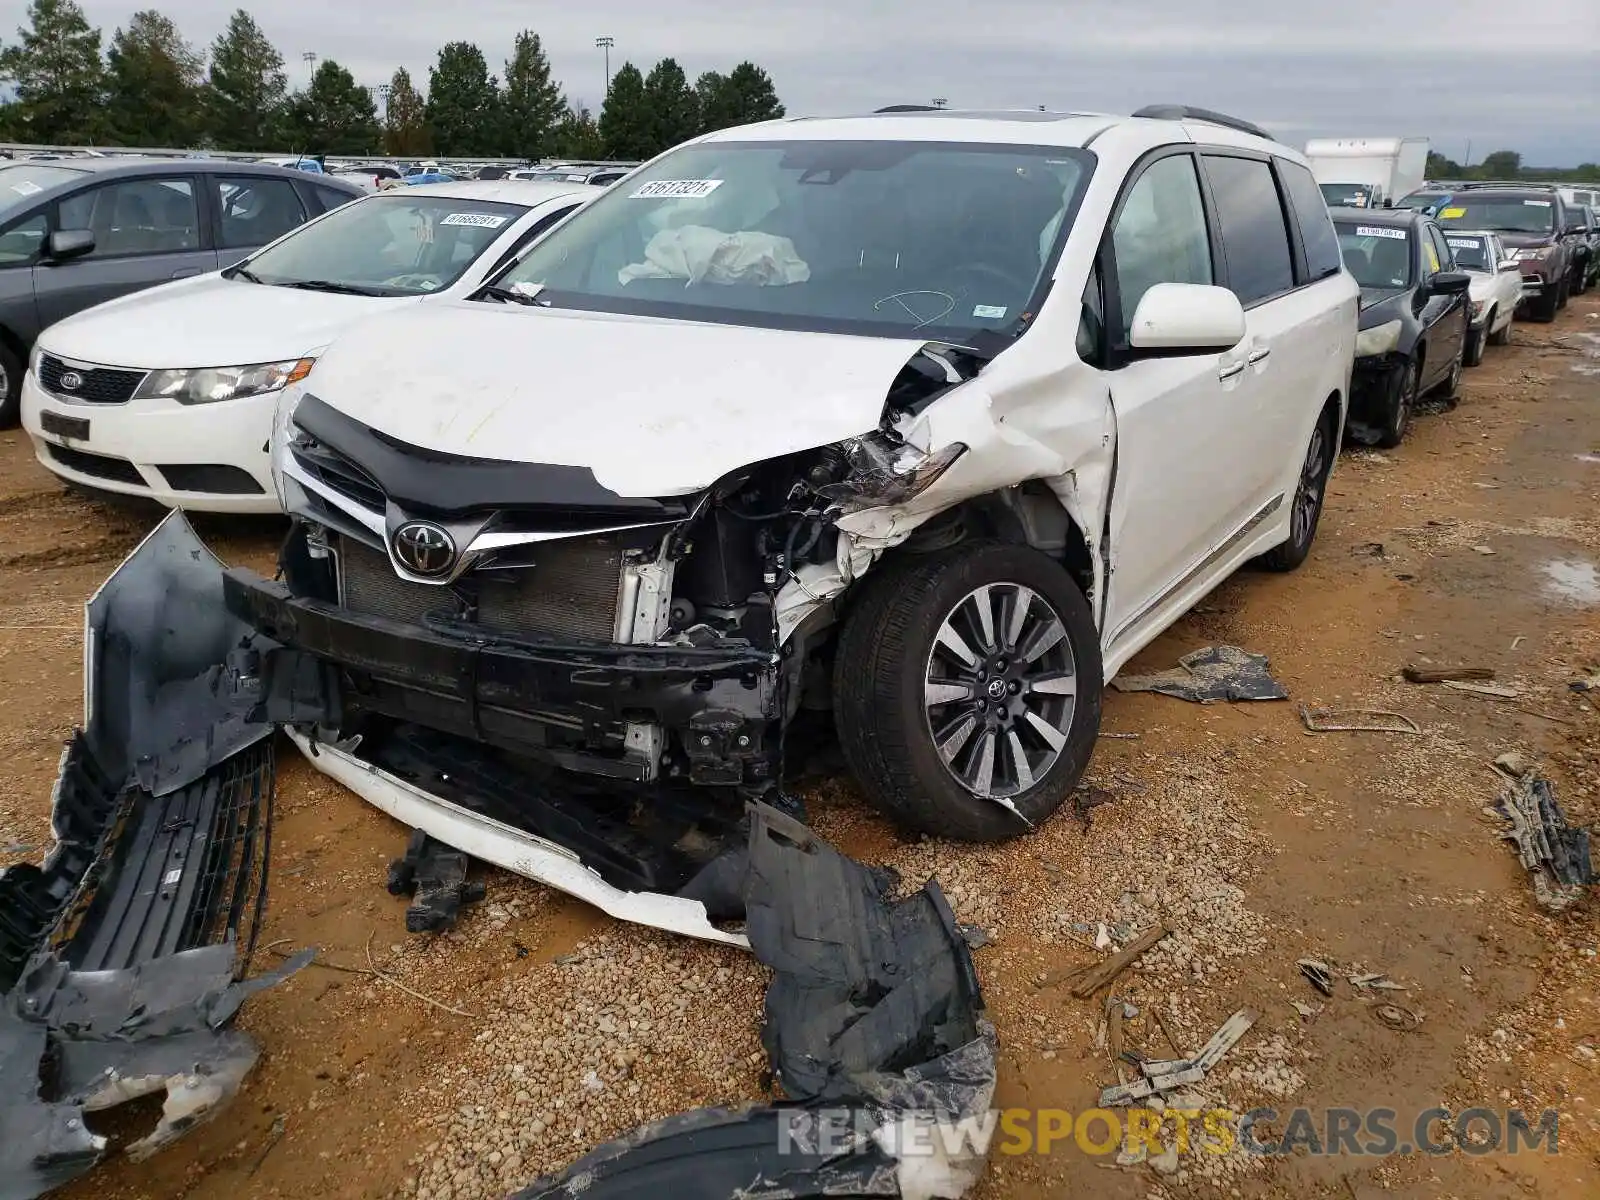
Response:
[1571, 205, 1599, 294]
[1331, 207, 1471, 447]
[0, 158, 362, 425]
[1432, 187, 1576, 321]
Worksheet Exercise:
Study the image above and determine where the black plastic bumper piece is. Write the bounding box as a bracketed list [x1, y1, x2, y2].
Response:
[223, 568, 781, 787]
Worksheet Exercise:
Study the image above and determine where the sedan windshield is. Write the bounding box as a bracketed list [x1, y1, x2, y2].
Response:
[495, 139, 1094, 340]
[238, 194, 526, 295]
[1334, 222, 1413, 289]
[1435, 197, 1556, 235]
[1321, 183, 1374, 208]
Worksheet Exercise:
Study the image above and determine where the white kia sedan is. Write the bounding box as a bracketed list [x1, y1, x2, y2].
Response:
[21, 180, 591, 512]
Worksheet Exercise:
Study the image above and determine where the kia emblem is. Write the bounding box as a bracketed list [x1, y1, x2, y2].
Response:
[59, 370, 84, 391]
[391, 521, 455, 577]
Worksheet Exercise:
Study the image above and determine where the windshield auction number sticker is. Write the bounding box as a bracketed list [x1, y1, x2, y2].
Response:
[630, 179, 724, 199]
[1355, 226, 1407, 240]
[440, 213, 509, 228]
[1447, 238, 1480, 249]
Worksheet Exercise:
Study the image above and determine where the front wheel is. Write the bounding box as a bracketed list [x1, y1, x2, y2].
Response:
[1375, 358, 1419, 449]
[0, 343, 21, 428]
[1463, 324, 1486, 368]
[834, 541, 1103, 842]
[1488, 315, 1512, 346]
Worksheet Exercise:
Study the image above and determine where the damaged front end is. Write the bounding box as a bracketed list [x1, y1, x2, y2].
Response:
[210, 340, 1015, 942]
[0, 519, 307, 1199]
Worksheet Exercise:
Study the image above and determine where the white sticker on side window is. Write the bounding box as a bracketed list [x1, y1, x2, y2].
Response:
[1355, 226, 1407, 240]
[11, 181, 41, 196]
[972, 304, 1007, 319]
[630, 179, 724, 199]
[439, 212, 509, 228]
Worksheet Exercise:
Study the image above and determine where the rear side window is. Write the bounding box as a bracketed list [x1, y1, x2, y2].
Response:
[313, 184, 358, 214]
[217, 176, 306, 250]
[1276, 160, 1343, 282]
[1202, 155, 1295, 305]
[1109, 153, 1213, 341]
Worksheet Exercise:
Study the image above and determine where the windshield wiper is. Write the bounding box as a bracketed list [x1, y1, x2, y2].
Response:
[279, 279, 387, 296]
[226, 265, 264, 283]
[474, 283, 540, 306]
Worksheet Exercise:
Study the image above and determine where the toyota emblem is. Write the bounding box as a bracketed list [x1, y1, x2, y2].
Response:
[58, 370, 84, 391]
[391, 521, 456, 577]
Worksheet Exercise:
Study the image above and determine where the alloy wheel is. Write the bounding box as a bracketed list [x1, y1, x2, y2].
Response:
[1291, 421, 1329, 547]
[923, 583, 1077, 800]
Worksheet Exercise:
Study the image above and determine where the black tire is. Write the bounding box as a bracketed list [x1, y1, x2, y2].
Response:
[1375, 357, 1418, 449]
[1260, 406, 1336, 573]
[1531, 286, 1559, 323]
[0, 342, 21, 429]
[1575, 260, 1591, 296]
[1488, 316, 1511, 347]
[833, 540, 1103, 842]
[1432, 344, 1464, 399]
[1556, 275, 1570, 310]
[1463, 325, 1485, 368]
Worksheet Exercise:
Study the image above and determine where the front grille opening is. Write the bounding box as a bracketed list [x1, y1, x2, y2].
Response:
[39, 355, 147, 404]
[47, 443, 145, 487]
[158, 463, 265, 495]
[336, 533, 624, 641]
[291, 437, 384, 511]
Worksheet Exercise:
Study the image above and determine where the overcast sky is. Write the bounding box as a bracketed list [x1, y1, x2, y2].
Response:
[10, 1, 1599, 164]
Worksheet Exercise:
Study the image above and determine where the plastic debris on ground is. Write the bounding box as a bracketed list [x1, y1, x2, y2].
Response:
[1111, 645, 1289, 703]
[512, 804, 997, 1199]
[0, 517, 309, 1200]
[1491, 757, 1596, 913]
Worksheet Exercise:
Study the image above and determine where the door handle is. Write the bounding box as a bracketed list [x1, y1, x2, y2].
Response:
[170, 267, 202, 279]
[1248, 348, 1271, 365]
[1218, 361, 1246, 382]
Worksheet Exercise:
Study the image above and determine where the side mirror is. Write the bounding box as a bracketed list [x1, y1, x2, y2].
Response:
[46, 228, 95, 262]
[1498, 258, 1520, 272]
[1431, 270, 1471, 295]
[1127, 283, 1246, 355]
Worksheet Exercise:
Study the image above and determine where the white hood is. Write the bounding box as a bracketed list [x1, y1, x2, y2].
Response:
[304, 302, 930, 496]
[40, 274, 415, 370]
[1467, 271, 1497, 304]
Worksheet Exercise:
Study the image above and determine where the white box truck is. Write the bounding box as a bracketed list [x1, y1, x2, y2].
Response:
[1304, 137, 1430, 209]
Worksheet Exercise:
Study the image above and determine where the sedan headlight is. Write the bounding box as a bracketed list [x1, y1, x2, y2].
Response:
[134, 358, 315, 405]
[28, 343, 42, 376]
[1354, 319, 1403, 359]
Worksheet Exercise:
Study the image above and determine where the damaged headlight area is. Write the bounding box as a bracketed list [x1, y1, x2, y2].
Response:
[811, 433, 967, 514]
[0, 517, 309, 1200]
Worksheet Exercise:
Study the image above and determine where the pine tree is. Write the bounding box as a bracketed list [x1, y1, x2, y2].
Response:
[501, 31, 564, 162]
[105, 10, 205, 146]
[282, 59, 379, 156]
[0, 0, 106, 144]
[383, 67, 430, 156]
[598, 63, 651, 160]
[550, 101, 604, 160]
[722, 62, 785, 126]
[642, 58, 699, 156]
[425, 42, 499, 156]
[204, 9, 287, 151]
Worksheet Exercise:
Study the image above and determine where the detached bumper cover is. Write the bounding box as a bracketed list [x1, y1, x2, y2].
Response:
[516, 806, 997, 1200]
[0, 515, 307, 1200]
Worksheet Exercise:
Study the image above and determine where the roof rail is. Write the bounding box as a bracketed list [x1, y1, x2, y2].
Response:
[875, 104, 942, 113]
[1132, 104, 1274, 142]
[1452, 180, 1557, 191]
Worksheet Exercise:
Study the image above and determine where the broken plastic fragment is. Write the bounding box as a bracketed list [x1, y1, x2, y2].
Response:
[1112, 645, 1288, 703]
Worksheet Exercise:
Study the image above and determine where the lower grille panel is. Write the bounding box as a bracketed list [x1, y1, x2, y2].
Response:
[336, 534, 623, 641]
